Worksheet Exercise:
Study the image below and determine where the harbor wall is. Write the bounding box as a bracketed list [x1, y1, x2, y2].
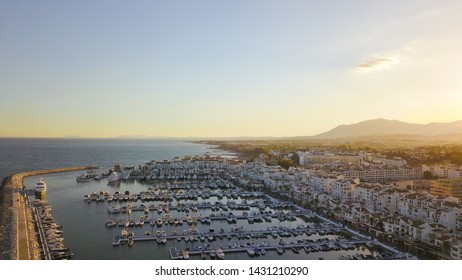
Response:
[1, 166, 86, 260]
[0, 176, 14, 260]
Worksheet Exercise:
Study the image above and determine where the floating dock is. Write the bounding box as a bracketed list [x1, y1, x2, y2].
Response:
[112, 225, 343, 246]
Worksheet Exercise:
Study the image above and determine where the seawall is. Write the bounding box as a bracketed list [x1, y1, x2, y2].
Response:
[2, 166, 86, 260]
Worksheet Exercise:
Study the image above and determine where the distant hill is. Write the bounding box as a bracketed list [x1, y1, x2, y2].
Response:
[312, 119, 462, 139]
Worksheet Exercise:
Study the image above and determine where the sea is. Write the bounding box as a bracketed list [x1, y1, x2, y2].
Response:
[0, 138, 379, 260]
[0, 138, 224, 181]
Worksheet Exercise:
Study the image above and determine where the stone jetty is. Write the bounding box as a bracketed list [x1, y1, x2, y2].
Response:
[2, 166, 86, 260]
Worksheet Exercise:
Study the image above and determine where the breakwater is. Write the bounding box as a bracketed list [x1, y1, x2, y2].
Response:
[2, 166, 86, 260]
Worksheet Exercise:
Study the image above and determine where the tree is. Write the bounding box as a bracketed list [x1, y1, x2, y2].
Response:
[423, 171, 433, 179]
[291, 153, 300, 166]
[277, 158, 294, 170]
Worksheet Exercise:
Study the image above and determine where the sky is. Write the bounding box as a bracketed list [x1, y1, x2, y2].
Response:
[1, 0, 462, 138]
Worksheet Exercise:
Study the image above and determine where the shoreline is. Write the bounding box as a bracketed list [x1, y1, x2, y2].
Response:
[189, 140, 249, 160]
[1, 166, 87, 260]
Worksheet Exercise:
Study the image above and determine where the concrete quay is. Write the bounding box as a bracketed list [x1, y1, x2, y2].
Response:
[6, 166, 86, 260]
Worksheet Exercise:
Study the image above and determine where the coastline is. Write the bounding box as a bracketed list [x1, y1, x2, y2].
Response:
[1, 166, 87, 260]
[189, 140, 248, 160]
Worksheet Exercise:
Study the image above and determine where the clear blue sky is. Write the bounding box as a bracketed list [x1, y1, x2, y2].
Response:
[1, 0, 462, 137]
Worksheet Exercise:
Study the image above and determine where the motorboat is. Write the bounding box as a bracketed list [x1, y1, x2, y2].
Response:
[182, 248, 190, 260]
[247, 248, 255, 257]
[161, 231, 167, 244]
[76, 174, 94, 182]
[107, 205, 121, 214]
[107, 172, 121, 182]
[105, 219, 117, 227]
[216, 248, 225, 259]
[276, 246, 284, 255]
[34, 178, 47, 195]
[121, 170, 130, 180]
[209, 250, 216, 259]
[254, 247, 261, 256]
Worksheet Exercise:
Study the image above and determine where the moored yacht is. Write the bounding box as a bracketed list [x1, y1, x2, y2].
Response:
[34, 178, 47, 195]
[276, 246, 284, 255]
[182, 248, 190, 260]
[107, 172, 121, 182]
[76, 174, 94, 182]
[216, 248, 225, 259]
[246, 248, 255, 257]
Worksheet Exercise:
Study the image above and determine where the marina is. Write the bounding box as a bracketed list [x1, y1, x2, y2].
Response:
[20, 159, 412, 260]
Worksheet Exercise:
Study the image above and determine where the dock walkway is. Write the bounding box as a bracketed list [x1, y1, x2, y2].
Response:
[166, 239, 368, 260]
[112, 225, 344, 246]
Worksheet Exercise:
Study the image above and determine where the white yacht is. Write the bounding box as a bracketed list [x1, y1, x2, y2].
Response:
[121, 170, 130, 180]
[34, 178, 47, 195]
[182, 249, 190, 260]
[216, 248, 225, 259]
[107, 172, 121, 182]
[76, 174, 94, 182]
[247, 248, 255, 257]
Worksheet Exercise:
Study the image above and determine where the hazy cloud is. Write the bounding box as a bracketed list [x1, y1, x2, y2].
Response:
[352, 56, 400, 73]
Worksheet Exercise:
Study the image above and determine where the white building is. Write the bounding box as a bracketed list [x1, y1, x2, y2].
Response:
[332, 179, 359, 201]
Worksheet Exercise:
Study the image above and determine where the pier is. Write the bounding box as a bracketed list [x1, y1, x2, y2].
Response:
[166, 240, 371, 260]
[104, 210, 312, 228]
[112, 225, 344, 246]
[104, 201, 299, 214]
[33, 206, 52, 260]
[112, 229, 374, 260]
[6, 166, 87, 260]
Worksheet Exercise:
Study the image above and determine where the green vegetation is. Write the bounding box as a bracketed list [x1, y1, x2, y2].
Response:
[196, 139, 462, 167]
[277, 158, 294, 170]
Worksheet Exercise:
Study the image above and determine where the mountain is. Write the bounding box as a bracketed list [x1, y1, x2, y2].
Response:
[312, 119, 462, 139]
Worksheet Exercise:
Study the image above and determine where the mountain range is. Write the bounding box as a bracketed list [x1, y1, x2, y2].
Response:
[312, 119, 462, 139]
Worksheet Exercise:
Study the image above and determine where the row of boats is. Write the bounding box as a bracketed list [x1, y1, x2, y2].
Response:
[137, 174, 221, 181]
[103, 200, 279, 214]
[78, 168, 234, 184]
[83, 189, 265, 203]
[100, 197, 291, 212]
[114, 222, 346, 246]
[181, 247, 226, 260]
[156, 180, 233, 191]
[104, 208, 300, 229]
[76, 171, 129, 183]
[171, 237, 363, 259]
[34, 202, 73, 260]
